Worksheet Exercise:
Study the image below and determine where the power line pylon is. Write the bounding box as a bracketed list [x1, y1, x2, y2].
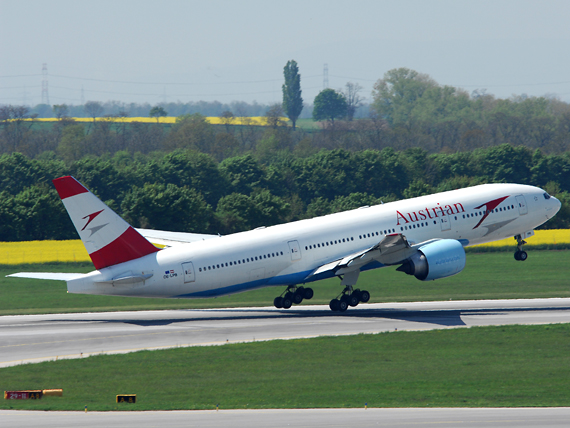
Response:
[41, 63, 50, 105]
[323, 63, 329, 89]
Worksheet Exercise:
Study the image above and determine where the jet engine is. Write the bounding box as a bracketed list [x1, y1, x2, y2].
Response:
[396, 239, 466, 281]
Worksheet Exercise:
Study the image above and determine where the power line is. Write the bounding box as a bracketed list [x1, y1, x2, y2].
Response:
[0, 74, 42, 78]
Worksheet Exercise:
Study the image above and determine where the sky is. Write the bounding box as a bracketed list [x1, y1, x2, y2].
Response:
[1, 0, 570, 107]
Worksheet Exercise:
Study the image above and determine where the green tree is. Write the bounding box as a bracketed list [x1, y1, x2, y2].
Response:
[150, 150, 227, 205]
[56, 125, 87, 163]
[282, 60, 303, 129]
[121, 183, 213, 233]
[343, 82, 364, 121]
[83, 101, 103, 134]
[53, 104, 69, 120]
[219, 154, 265, 194]
[312, 89, 347, 124]
[371, 68, 437, 126]
[12, 184, 73, 240]
[150, 106, 168, 123]
[215, 193, 254, 233]
[165, 113, 214, 152]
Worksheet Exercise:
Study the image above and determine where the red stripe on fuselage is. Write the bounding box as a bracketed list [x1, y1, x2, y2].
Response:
[89, 226, 159, 270]
[52, 176, 89, 200]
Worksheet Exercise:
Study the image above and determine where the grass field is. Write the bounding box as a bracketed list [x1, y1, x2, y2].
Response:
[2, 324, 570, 411]
[2, 250, 570, 316]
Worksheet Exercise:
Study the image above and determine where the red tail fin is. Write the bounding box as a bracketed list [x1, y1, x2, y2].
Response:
[53, 176, 159, 269]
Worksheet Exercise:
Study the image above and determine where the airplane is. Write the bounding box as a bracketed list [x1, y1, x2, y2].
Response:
[8, 176, 561, 312]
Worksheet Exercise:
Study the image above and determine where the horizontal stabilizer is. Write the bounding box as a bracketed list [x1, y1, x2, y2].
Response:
[6, 272, 85, 281]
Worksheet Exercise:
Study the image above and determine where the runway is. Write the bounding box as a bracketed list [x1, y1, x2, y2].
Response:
[2, 298, 570, 368]
[2, 407, 570, 428]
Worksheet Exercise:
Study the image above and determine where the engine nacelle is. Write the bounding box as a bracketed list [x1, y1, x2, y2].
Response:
[396, 239, 466, 281]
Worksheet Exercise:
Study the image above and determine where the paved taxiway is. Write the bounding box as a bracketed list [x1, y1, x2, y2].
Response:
[2, 298, 570, 367]
[2, 408, 570, 428]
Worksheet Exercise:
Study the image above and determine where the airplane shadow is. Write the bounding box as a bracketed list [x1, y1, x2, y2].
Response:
[50, 305, 570, 328]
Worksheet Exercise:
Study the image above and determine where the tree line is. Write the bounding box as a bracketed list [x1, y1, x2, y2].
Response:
[2, 67, 570, 161]
[0, 145, 568, 242]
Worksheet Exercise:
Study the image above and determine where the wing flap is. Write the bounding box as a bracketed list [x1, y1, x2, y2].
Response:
[305, 233, 425, 281]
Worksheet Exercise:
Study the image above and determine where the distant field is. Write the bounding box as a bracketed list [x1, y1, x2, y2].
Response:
[1, 229, 568, 265]
[22, 116, 287, 126]
[2, 324, 570, 410]
[2, 250, 569, 315]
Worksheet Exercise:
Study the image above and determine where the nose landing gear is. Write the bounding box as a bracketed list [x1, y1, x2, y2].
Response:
[514, 234, 528, 261]
[274, 285, 313, 309]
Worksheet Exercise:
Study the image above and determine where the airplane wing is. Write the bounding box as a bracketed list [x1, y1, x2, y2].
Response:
[6, 272, 86, 281]
[305, 234, 439, 282]
[135, 228, 220, 247]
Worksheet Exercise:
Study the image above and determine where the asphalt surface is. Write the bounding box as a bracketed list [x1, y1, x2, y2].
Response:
[3, 298, 570, 427]
[2, 407, 570, 428]
[2, 298, 570, 367]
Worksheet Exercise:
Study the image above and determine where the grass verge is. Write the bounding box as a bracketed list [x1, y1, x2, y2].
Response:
[2, 250, 570, 316]
[1, 324, 570, 410]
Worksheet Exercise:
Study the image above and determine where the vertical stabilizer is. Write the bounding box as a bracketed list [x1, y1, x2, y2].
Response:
[53, 176, 159, 269]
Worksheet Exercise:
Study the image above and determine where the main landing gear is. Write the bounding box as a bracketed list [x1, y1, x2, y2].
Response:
[514, 234, 528, 261]
[274, 285, 314, 309]
[329, 286, 370, 312]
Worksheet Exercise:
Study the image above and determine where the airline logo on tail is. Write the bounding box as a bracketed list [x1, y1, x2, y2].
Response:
[81, 209, 104, 230]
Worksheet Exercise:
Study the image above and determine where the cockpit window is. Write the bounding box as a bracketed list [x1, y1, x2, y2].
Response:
[543, 192, 551, 200]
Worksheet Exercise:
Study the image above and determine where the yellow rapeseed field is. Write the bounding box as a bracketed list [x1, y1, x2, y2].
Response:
[23, 117, 287, 126]
[0, 240, 89, 264]
[472, 229, 570, 248]
[0, 229, 568, 265]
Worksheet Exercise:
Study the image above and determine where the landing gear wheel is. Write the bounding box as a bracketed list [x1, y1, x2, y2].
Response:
[274, 296, 283, 308]
[329, 299, 340, 311]
[303, 287, 314, 300]
[348, 294, 359, 307]
[293, 290, 304, 305]
[282, 296, 292, 309]
[359, 290, 370, 303]
[338, 299, 349, 312]
[283, 297, 293, 309]
[519, 251, 528, 261]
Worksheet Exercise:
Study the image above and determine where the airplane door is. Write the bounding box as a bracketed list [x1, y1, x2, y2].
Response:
[440, 214, 451, 231]
[516, 195, 528, 215]
[182, 262, 195, 283]
[288, 240, 302, 261]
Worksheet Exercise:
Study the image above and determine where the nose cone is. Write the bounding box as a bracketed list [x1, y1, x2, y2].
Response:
[550, 196, 562, 217]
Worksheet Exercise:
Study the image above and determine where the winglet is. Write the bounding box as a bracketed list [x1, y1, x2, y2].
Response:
[53, 176, 159, 270]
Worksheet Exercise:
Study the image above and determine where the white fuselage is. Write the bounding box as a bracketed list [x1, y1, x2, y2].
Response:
[67, 183, 561, 298]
